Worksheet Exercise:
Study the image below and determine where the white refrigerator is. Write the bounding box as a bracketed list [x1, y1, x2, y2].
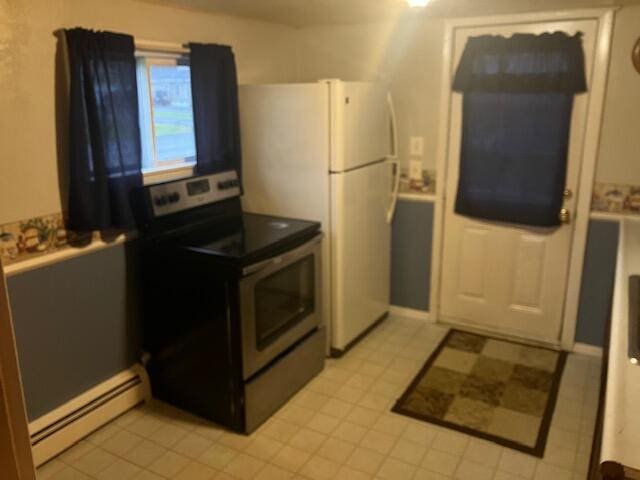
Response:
[239, 79, 399, 353]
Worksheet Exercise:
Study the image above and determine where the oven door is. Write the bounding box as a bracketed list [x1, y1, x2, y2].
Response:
[239, 234, 323, 379]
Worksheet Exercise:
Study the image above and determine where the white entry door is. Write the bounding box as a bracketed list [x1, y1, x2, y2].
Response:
[440, 20, 598, 344]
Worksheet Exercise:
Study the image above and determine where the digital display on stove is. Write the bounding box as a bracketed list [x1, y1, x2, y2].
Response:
[187, 179, 211, 196]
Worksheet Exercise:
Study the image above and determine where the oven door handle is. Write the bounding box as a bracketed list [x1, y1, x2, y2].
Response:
[242, 233, 323, 277]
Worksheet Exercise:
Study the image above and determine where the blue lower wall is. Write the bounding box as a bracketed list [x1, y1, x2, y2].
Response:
[390, 200, 433, 311]
[575, 220, 619, 346]
[390, 199, 617, 347]
[7, 242, 141, 420]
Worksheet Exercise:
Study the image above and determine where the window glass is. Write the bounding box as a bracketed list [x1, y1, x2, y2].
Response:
[148, 65, 197, 163]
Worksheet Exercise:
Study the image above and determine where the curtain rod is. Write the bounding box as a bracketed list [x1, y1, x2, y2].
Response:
[134, 39, 189, 55]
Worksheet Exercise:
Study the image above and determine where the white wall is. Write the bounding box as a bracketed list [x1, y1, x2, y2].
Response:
[297, 7, 640, 185]
[297, 17, 446, 171]
[596, 5, 640, 185]
[0, 0, 299, 225]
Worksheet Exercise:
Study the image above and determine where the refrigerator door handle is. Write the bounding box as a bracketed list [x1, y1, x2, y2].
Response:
[386, 92, 398, 160]
[385, 92, 400, 223]
[386, 159, 401, 224]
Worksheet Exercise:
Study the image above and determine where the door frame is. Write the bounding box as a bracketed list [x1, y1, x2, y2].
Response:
[0, 260, 36, 479]
[430, 8, 616, 351]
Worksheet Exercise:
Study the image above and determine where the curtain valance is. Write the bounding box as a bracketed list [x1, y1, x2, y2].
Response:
[452, 32, 587, 94]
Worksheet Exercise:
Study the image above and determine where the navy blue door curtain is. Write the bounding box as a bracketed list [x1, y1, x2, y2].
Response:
[189, 43, 242, 182]
[452, 33, 587, 227]
[65, 28, 142, 231]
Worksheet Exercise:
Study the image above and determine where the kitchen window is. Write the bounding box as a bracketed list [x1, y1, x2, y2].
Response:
[136, 55, 196, 182]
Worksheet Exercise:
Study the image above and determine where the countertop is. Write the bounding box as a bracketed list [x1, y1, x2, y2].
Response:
[601, 217, 640, 471]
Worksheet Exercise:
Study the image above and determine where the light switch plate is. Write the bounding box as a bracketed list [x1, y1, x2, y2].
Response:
[410, 136, 424, 156]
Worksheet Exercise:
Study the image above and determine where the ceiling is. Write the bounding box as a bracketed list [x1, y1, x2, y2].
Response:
[144, 0, 640, 27]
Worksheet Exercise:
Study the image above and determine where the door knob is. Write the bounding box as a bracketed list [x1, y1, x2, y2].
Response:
[559, 208, 571, 224]
[563, 189, 573, 199]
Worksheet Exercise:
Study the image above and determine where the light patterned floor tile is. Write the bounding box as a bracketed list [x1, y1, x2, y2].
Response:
[73, 449, 119, 476]
[463, 439, 503, 468]
[172, 432, 214, 459]
[100, 430, 143, 456]
[306, 412, 341, 435]
[498, 449, 537, 478]
[260, 419, 300, 443]
[298, 455, 341, 480]
[223, 453, 266, 480]
[346, 447, 385, 475]
[389, 438, 428, 465]
[173, 461, 218, 480]
[333, 465, 373, 480]
[359, 429, 398, 455]
[377, 457, 416, 480]
[432, 431, 470, 456]
[371, 413, 409, 437]
[534, 462, 573, 480]
[288, 427, 327, 453]
[413, 467, 452, 480]
[331, 421, 368, 444]
[147, 450, 191, 477]
[455, 459, 494, 480]
[244, 434, 285, 461]
[42, 316, 600, 480]
[49, 466, 92, 480]
[58, 441, 95, 463]
[131, 470, 164, 480]
[271, 445, 311, 472]
[316, 437, 355, 463]
[344, 406, 381, 428]
[254, 464, 295, 480]
[198, 444, 239, 470]
[151, 422, 190, 448]
[319, 398, 353, 419]
[94, 459, 141, 480]
[402, 422, 437, 445]
[422, 449, 460, 476]
[37, 459, 67, 480]
[122, 439, 167, 467]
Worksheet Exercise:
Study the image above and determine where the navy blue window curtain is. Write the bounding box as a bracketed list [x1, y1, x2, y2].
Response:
[189, 44, 242, 181]
[452, 33, 587, 227]
[65, 28, 142, 231]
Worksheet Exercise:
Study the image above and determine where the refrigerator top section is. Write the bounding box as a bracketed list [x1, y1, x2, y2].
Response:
[329, 81, 392, 173]
[239, 81, 392, 174]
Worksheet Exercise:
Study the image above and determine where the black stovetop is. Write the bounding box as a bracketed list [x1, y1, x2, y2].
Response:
[181, 212, 320, 266]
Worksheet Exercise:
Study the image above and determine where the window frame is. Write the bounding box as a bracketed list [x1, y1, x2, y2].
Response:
[135, 52, 197, 185]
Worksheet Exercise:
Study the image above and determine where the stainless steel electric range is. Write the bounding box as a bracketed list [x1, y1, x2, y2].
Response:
[134, 170, 325, 433]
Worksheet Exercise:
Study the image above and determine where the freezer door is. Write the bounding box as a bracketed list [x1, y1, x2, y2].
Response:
[329, 81, 391, 173]
[330, 161, 392, 351]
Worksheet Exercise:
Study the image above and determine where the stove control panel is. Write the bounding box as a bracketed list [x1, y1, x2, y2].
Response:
[147, 170, 241, 217]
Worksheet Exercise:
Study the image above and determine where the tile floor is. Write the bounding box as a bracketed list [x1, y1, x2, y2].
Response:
[37, 316, 602, 480]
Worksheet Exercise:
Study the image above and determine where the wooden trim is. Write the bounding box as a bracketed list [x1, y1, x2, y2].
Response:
[4, 233, 132, 278]
[29, 365, 150, 467]
[560, 8, 616, 351]
[389, 305, 433, 321]
[573, 342, 604, 357]
[0, 260, 36, 479]
[397, 192, 436, 203]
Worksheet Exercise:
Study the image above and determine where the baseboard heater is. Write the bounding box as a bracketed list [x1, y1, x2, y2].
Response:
[28, 365, 151, 467]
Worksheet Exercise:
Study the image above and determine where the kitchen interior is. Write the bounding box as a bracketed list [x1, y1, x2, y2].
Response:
[0, 0, 639, 479]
